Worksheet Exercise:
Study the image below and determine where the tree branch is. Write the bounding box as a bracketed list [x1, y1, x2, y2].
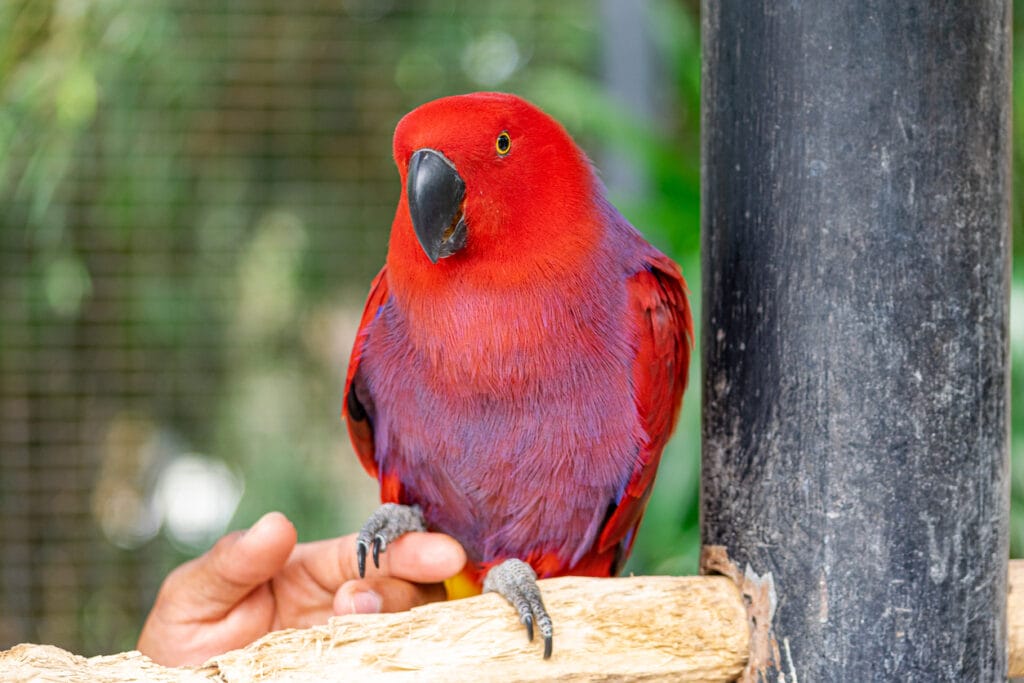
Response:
[3, 563, 1024, 681]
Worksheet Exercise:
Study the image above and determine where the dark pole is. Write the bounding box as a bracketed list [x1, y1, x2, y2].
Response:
[701, 2, 1010, 680]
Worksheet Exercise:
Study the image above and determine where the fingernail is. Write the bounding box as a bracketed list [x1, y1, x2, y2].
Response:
[351, 590, 382, 614]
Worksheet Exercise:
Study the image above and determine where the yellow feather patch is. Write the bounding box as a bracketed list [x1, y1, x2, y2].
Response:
[444, 571, 482, 600]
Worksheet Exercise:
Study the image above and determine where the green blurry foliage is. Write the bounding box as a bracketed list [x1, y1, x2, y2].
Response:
[0, 0, 605, 653]
[1010, 0, 1024, 558]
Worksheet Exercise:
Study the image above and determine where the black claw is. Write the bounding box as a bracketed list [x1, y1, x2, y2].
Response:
[482, 558, 555, 660]
[356, 541, 367, 578]
[355, 504, 426, 582]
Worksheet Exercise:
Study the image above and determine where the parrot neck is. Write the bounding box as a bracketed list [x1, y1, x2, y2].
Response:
[382, 169, 613, 385]
[382, 215, 619, 395]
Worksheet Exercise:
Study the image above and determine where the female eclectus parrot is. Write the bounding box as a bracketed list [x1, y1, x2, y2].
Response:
[343, 92, 692, 659]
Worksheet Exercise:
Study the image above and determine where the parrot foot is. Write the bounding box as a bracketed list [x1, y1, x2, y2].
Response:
[483, 558, 553, 659]
[355, 503, 426, 578]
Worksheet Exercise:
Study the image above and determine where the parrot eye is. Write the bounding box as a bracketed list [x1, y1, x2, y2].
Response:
[495, 131, 511, 155]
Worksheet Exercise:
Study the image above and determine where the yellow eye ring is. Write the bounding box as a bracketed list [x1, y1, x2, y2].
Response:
[496, 131, 511, 155]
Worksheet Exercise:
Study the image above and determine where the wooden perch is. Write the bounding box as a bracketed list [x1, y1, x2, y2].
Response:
[3, 562, 1024, 681]
[4, 575, 745, 682]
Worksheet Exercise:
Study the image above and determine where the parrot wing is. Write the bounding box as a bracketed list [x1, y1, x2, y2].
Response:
[596, 253, 694, 569]
[343, 266, 389, 484]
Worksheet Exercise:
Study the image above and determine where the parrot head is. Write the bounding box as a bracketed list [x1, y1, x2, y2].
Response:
[389, 92, 599, 275]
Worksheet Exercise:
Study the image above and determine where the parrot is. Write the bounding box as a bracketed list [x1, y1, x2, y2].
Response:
[342, 92, 692, 659]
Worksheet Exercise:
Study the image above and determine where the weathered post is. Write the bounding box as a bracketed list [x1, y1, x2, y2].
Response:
[701, 2, 1011, 680]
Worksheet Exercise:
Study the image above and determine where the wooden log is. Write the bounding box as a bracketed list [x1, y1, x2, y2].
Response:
[0, 646, 217, 682]
[3, 563, 1024, 681]
[0, 575, 748, 682]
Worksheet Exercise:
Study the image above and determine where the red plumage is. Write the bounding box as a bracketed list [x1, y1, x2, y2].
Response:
[343, 92, 692, 588]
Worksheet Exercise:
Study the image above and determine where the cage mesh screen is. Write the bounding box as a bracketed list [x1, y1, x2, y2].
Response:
[0, 0, 594, 654]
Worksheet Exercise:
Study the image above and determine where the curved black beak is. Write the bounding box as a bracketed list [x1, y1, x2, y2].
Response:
[407, 148, 467, 263]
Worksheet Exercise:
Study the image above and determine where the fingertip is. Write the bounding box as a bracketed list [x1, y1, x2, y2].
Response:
[244, 511, 296, 544]
[335, 577, 445, 615]
[209, 512, 296, 589]
[387, 532, 467, 581]
[333, 580, 382, 615]
[419, 532, 468, 571]
[235, 511, 297, 562]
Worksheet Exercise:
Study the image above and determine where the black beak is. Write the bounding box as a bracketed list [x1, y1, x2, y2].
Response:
[407, 148, 468, 263]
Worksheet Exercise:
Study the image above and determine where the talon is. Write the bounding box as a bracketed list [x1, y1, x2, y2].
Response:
[357, 541, 368, 578]
[483, 558, 554, 659]
[372, 535, 383, 569]
[355, 504, 427, 579]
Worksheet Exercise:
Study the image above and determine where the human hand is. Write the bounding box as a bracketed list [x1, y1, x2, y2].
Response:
[137, 511, 466, 666]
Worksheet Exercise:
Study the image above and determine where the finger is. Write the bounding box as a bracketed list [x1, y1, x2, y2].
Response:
[294, 531, 466, 594]
[363, 532, 467, 583]
[161, 511, 298, 619]
[332, 576, 448, 616]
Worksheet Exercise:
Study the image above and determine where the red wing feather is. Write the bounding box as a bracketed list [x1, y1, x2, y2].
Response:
[342, 266, 390, 481]
[597, 255, 694, 561]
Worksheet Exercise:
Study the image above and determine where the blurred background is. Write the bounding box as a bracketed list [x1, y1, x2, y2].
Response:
[0, 0, 1017, 657]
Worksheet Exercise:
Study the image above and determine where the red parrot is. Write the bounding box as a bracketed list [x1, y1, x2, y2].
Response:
[343, 92, 692, 658]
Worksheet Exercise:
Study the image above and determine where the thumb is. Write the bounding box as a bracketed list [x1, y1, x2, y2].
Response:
[163, 512, 298, 620]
